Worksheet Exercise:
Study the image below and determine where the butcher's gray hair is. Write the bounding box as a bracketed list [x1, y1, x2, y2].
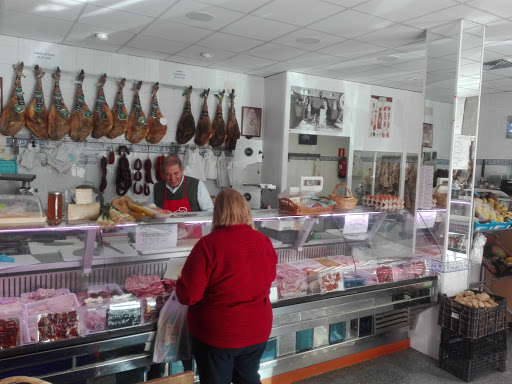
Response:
[162, 154, 184, 170]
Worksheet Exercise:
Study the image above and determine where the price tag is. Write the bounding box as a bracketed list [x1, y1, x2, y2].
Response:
[343, 214, 369, 235]
[416, 212, 437, 229]
[107, 303, 141, 330]
[269, 287, 278, 303]
[135, 224, 177, 251]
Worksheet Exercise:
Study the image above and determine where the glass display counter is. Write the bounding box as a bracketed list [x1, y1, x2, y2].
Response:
[0, 208, 439, 382]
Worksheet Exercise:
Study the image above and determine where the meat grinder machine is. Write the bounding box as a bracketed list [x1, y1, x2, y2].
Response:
[232, 137, 275, 209]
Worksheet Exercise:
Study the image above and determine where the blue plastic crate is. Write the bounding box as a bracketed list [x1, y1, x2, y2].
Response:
[0, 160, 18, 174]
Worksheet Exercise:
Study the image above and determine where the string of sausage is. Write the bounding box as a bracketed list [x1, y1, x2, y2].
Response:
[133, 158, 143, 195]
[144, 158, 154, 196]
[99, 156, 108, 192]
[116, 154, 132, 196]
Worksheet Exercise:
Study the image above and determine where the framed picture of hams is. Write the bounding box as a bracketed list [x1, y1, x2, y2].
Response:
[241, 106, 262, 137]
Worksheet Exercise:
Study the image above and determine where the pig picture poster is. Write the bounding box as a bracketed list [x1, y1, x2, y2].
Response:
[369, 95, 392, 138]
[289, 86, 345, 136]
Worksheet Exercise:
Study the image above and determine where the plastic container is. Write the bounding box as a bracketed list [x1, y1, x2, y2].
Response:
[141, 294, 171, 324]
[440, 328, 507, 359]
[24, 293, 79, 316]
[21, 288, 71, 305]
[273, 264, 307, 299]
[79, 305, 107, 335]
[87, 284, 124, 299]
[0, 317, 22, 349]
[439, 344, 506, 382]
[0, 194, 46, 227]
[438, 291, 507, 339]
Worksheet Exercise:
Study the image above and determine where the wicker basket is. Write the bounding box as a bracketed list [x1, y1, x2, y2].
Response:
[434, 183, 448, 207]
[0, 377, 52, 384]
[279, 198, 334, 215]
[329, 183, 358, 210]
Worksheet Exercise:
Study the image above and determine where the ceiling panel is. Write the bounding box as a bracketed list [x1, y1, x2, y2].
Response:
[126, 35, 189, 55]
[221, 15, 298, 41]
[467, 0, 512, 18]
[244, 43, 309, 61]
[78, 4, 155, 34]
[285, 52, 346, 67]
[197, 0, 273, 13]
[320, 0, 369, 8]
[211, 54, 278, 70]
[317, 39, 386, 59]
[176, 44, 237, 62]
[88, 0, 173, 18]
[484, 20, 512, 45]
[117, 46, 170, 61]
[143, 20, 212, 44]
[273, 28, 346, 51]
[309, 10, 395, 38]
[0, 10, 74, 43]
[198, 32, 264, 53]
[253, 0, 345, 26]
[0, 0, 85, 21]
[160, 1, 244, 30]
[355, 25, 425, 49]
[403, 4, 502, 30]
[65, 22, 135, 46]
[354, 0, 458, 23]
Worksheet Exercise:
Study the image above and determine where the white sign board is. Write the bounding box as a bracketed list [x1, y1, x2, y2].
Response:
[453, 135, 471, 170]
[30, 50, 57, 66]
[135, 224, 177, 251]
[343, 214, 369, 235]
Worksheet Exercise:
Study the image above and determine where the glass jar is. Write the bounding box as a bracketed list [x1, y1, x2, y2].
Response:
[47, 191, 63, 226]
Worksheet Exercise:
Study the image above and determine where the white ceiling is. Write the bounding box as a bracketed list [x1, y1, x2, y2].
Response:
[1, 0, 512, 94]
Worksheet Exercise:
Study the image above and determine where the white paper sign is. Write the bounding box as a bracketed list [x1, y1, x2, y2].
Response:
[31, 49, 57, 66]
[135, 224, 177, 251]
[343, 214, 369, 234]
[453, 135, 471, 170]
[269, 287, 278, 303]
[416, 212, 437, 229]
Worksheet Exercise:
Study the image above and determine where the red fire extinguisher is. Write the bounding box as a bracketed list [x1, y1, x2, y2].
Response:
[338, 157, 347, 178]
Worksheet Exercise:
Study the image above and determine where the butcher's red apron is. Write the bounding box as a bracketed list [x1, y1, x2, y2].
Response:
[163, 182, 202, 238]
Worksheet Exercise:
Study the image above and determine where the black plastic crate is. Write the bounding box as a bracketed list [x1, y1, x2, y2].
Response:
[438, 290, 507, 339]
[439, 344, 507, 382]
[440, 328, 507, 359]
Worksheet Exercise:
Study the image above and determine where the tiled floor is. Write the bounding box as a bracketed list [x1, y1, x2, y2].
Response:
[295, 330, 511, 384]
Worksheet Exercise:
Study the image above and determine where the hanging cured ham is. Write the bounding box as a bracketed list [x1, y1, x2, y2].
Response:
[25, 65, 48, 139]
[126, 81, 148, 144]
[69, 70, 93, 142]
[48, 67, 71, 140]
[91, 74, 113, 139]
[225, 89, 240, 150]
[209, 90, 226, 148]
[194, 88, 213, 147]
[145, 82, 167, 144]
[107, 78, 129, 139]
[1, 62, 26, 136]
[176, 86, 195, 144]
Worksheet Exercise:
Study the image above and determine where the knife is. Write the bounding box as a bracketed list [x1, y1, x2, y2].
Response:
[102, 241, 125, 254]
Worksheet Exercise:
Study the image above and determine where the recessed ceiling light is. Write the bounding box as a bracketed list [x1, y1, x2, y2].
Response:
[377, 54, 400, 62]
[296, 37, 321, 45]
[200, 52, 213, 58]
[186, 11, 215, 22]
[95, 32, 110, 41]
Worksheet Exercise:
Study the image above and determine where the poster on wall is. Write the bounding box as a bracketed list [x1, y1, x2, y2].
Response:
[241, 107, 262, 137]
[289, 86, 344, 136]
[369, 95, 392, 138]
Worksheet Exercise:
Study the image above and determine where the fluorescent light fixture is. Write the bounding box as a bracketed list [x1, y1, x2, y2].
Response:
[377, 55, 400, 62]
[95, 32, 110, 41]
[186, 11, 215, 22]
[200, 52, 214, 58]
[296, 37, 321, 45]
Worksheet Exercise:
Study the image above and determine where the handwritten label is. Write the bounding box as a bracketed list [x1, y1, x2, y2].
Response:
[172, 69, 187, 83]
[416, 212, 437, 229]
[107, 305, 141, 330]
[453, 135, 471, 170]
[343, 214, 369, 235]
[135, 224, 177, 251]
[31, 50, 57, 65]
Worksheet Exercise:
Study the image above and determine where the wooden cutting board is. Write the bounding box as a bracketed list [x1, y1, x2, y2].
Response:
[0, 215, 47, 228]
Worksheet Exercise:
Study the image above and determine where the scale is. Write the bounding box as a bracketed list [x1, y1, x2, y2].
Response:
[0, 173, 37, 195]
[299, 176, 324, 193]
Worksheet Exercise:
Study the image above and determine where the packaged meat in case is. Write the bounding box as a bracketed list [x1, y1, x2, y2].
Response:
[0, 318, 21, 349]
[79, 304, 107, 335]
[21, 288, 71, 304]
[24, 293, 79, 316]
[273, 264, 307, 299]
[312, 258, 344, 292]
[87, 283, 124, 299]
[0, 297, 23, 312]
[37, 310, 79, 342]
[287, 259, 336, 294]
[142, 294, 171, 324]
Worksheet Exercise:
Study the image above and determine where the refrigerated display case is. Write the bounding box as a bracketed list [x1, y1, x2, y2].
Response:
[0, 208, 439, 382]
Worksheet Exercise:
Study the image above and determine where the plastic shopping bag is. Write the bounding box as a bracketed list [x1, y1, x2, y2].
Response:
[153, 292, 191, 363]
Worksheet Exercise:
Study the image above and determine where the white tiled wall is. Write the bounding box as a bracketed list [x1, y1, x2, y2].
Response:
[0, 35, 264, 205]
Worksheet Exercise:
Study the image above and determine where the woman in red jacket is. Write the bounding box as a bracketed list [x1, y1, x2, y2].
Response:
[176, 189, 277, 384]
